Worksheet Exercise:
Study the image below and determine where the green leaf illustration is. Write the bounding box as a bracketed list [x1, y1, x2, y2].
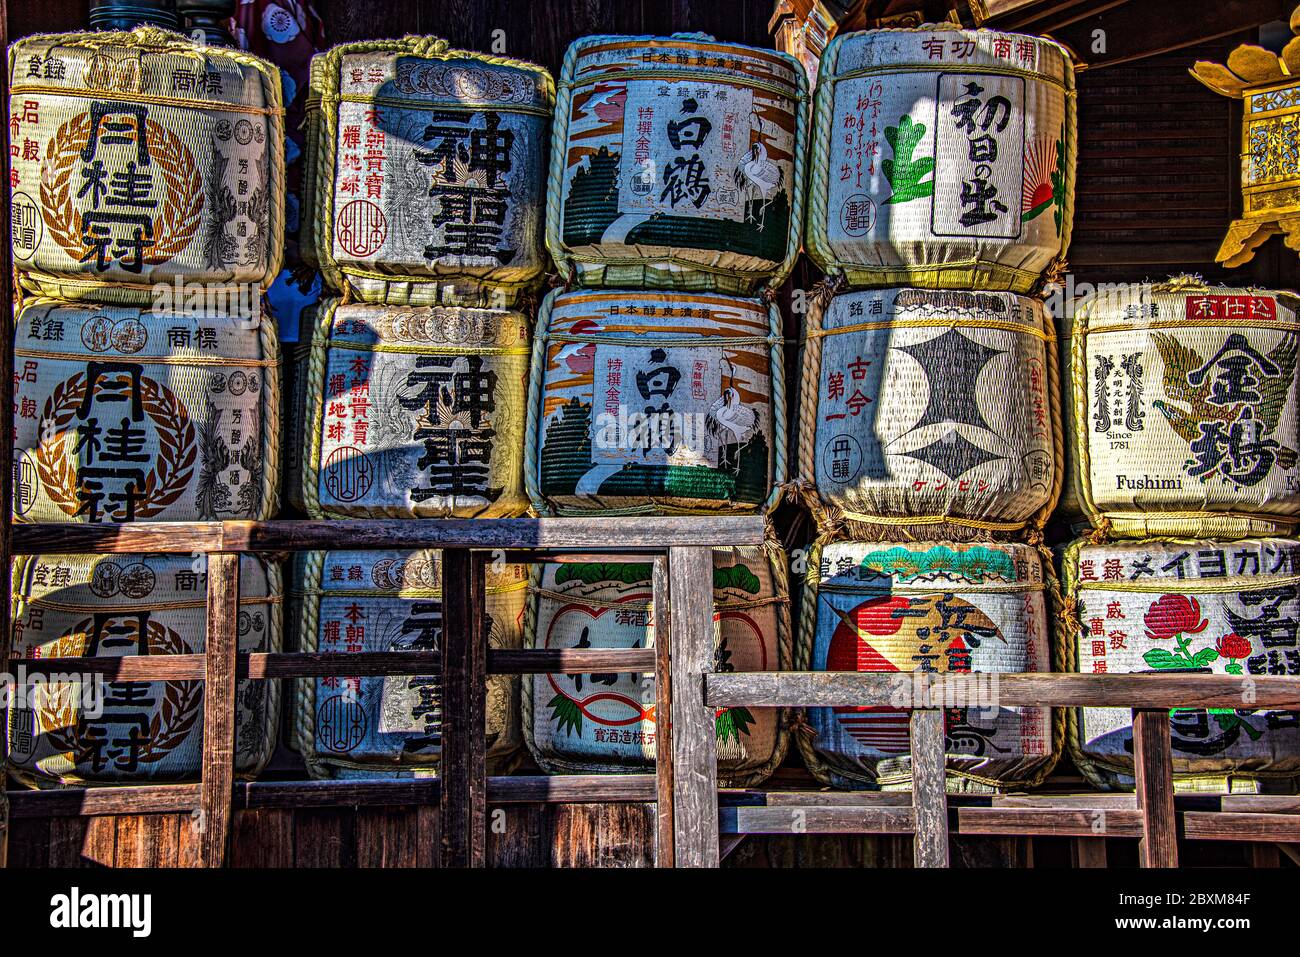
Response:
[882, 115, 934, 206]
[713, 564, 760, 595]
[1225, 661, 1244, 676]
[1142, 648, 1180, 670]
[548, 693, 583, 737]
[715, 707, 756, 744]
[555, 563, 653, 587]
[1190, 647, 1220, 668]
[1051, 124, 1067, 236]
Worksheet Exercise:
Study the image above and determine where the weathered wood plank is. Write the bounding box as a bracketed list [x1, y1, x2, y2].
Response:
[198, 553, 240, 867]
[47, 818, 89, 867]
[960, 808, 1144, 838]
[706, 672, 1300, 709]
[910, 709, 950, 868]
[669, 546, 720, 868]
[14, 517, 767, 555]
[439, 550, 486, 867]
[356, 807, 422, 868]
[652, 555, 674, 868]
[720, 806, 915, 834]
[1073, 837, 1110, 868]
[294, 807, 354, 868]
[1183, 812, 1300, 843]
[551, 803, 657, 867]
[230, 809, 295, 868]
[1133, 709, 1179, 867]
[11, 648, 656, 680]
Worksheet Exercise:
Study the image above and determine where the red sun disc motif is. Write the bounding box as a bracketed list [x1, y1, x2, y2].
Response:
[336, 200, 388, 258]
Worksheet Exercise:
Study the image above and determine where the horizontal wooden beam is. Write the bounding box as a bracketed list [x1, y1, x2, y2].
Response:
[12, 517, 766, 554]
[706, 672, 1300, 710]
[720, 805, 915, 834]
[9, 649, 657, 680]
[7, 773, 660, 818]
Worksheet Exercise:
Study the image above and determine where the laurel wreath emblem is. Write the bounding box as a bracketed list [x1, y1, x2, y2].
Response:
[39, 111, 205, 268]
[38, 619, 204, 770]
[34, 371, 198, 520]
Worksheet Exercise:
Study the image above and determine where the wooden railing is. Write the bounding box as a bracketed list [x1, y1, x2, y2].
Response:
[7, 516, 762, 867]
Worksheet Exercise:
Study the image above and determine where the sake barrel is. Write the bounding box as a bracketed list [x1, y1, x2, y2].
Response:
[547, 34, 808, 295]
[527, 289, 784, 515]
[301, 299, 530, 518]
[1063, 538, 1300, 791]
[9, 29, 285, 305]
[806, 26, 1075, 293]
[13, 298, 281, 523]
[291, 550, 526, 777]
[1072, 281, 1300, 538]
[524, 545, 790, 786]
[799, 287, 1059, 540]
[308, 37, 553, 307]
[797, 540, 1056, 791]
[9, 553, 281, 787]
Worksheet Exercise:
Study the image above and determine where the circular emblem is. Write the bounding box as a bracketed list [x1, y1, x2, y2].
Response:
[372, 558, 398, 589]
[89, 561, 123, 598]
[119, 561, 157, 599]
[80, 315, 115, 353]
[35, 371, 198, 521]
[234, 119, 254, 146]
[324, 446, 373, 503]
[336, 200, 388, 258]
[41, 113, 204, 270]
[238, 610, 252, 636]
[11, 192, 43, 262]
[839, 193, 876, 237]
[247, 372, 260, 393]
[262, 2, 302, 43]
[822, 434, 863, 486]
[210, 373, 227, 394]
[318, 695, 367, 753]
[227, 371, 248, 396]
[12, 451, 38, 517]
[214, 119, 233, 142]
[110, 318, 148, 354]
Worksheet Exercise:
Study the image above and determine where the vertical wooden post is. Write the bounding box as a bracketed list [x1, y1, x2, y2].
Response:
[1133, 708, 1178, 867]
[439, 549, 486, 868]
[198, 552, 241, 867]
[910, 708, 950, 868]
[1072, 837, 1108, 868]
[652, 555, 674, 868]
[0, 0, 13, 871]
[668, 546, 719, 868]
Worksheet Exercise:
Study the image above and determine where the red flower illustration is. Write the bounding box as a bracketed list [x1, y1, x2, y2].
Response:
[1144, 594, 1208, 641]
[1215, 632, 1252, 677]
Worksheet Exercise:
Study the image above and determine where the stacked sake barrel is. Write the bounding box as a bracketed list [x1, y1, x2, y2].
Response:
[7, 28, 286, 785]
[291, 37, 554, 777]
[521, 34, 809, 782]
[795, 26, 1076, 791]
[1063, 281, 1300, 791]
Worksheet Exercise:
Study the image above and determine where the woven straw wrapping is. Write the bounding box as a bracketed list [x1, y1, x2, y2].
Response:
[1061, 537, 1300, 793]
[806, 26, 1076, 293]
[307, 37, 554, 307]
[289, 549, 525, 778]
[13, 297, 281, 523]
[1072, 280, 1300, 539]
[522, 543, 791, 787]
[525, 288, 785, 516]
[8, 553, 281, 787]
[798, 287, 1060, 541]
[545, 34, 808, 295]
[301, 299, 530, 518]
[796, 539, 1060, 792]
[9, 29, 285, 305]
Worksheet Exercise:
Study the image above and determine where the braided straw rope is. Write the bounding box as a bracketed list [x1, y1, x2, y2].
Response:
[1057, 537, 1300, 793]
[793, 538, 1064, 792]
[524, 289, 787, 517]
[805, 27, 1077, 294]
[310, 36, 554, 307]
[794, 287, 1061, 543]
[544, 34, 808, 297]
[1071, 278, 1300, 541]
[519, 541, 794, 787]
[13, 28, 286, 306]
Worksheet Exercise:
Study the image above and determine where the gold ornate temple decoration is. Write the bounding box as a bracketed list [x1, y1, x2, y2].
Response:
[1191, 6, 1300, 267]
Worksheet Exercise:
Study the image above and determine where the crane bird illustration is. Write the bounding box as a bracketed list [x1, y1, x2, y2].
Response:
[706, 388, 759, 469]
[734, 142, 783, 230]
